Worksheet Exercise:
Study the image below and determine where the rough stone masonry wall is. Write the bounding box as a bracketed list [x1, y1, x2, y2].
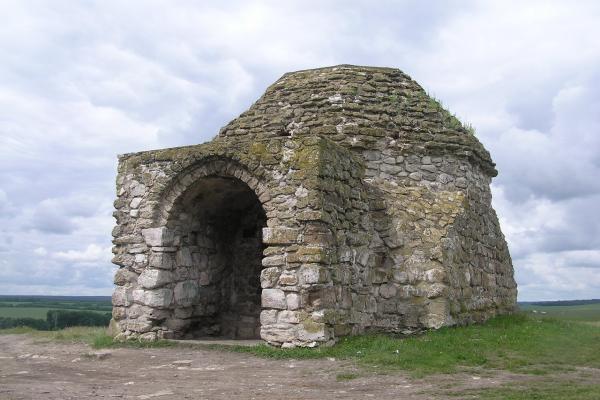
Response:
[111, 136, 346, 345]
[216, 65, 517, 331]
[111, 65, 517, 347]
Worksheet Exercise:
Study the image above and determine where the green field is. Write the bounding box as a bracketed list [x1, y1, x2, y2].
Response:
[518, 302, 600, 322]
[0, 296, 112, 329]
[0, 295, 112, 320]
[0, 306, 109, 319]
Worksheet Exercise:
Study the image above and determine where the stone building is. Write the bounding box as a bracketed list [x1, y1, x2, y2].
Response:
[111, 65, 517, 347]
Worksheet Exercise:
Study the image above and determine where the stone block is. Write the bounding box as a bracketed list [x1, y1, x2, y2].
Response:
[379, 283, 397, 299]
[174, 281, 200, 307]
[112, 286, 132, 307]
[126, 318, 153, 333]
[299, 264, 328, 284]
[262, 227, 300, 244]
[260, 267, 281, 288]
[260, 309, 278, 325]
[113, 268, 138, 286]
[176, 248, 193, 267]
[141, 227, 175, 247]
[262, 255, 285, 267]
[286, 292, 301, 310]
[138, 268, 173, 289]
[278, 310, 300, 324]
[133, 288, 173, 308]
[148, 252, 176, 270]
[262, 288, 287, 309]
[278, 270, 298, 286]
[297, 320, 329, 342]
[260, 324, 297, 343]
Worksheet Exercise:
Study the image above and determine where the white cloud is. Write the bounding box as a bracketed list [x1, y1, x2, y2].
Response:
[33, 247, 47, 256]
[0, 0, 598, 299]
[52, 244, 112, 264]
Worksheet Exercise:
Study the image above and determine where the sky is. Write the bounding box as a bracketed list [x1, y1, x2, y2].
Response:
[0, 1, 599, 301]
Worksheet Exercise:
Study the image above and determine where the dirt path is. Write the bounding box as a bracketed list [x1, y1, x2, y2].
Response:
[0, 335, 538, 399]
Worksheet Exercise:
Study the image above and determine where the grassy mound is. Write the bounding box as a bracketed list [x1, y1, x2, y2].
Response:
[224, 314, 600, 377]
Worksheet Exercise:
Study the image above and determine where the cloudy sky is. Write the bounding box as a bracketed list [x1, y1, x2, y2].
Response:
[1, 1, 598, 301]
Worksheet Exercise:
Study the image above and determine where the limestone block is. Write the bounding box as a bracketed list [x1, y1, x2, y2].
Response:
[176, 248, 193, 267]
[260, 267, 281, 288]
[129, 197, 142, 209]
[425, 268, 446, 283]
[129, 182, 146, 197]
[261, 288, 287, 309]
[426, 283, 447, 299]
[113, 268, 138, 286]
[420, 298, 450, 328]
[112, 307, 126, 321]
[287, 246, 329, 264]
[278, 310, 300, 324]
[297, 320, 329, 342]
[260, 324, 297, 343]
[262, 255, 285, 267]
[262, 227, 300, 244]
[286, 292, 300, 310]
[379, 283, 397, 299]
[133, 288, 173, 308]
[299, 264, 328, 284]
[126, 318, 153, 333]
[148, 252, 175, 270]
[112, 286, 132, 307]
[174, 281, 200, 307]
[141, 227, 175, 247]
[260, 309, 278, 325]
[138, 268, 173, 289]
[198, 271, 210, 286]
[278, 270, 298, 286]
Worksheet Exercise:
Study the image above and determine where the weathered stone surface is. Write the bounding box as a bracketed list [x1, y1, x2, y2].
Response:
[262, 228, 300, 244]
[174, 281, 199, 307]
[260, 267, 281, 288]
[132, 288, 173, 308]
[111, 65, 516, 347]
[112, 286, 132, 307]
[138, 269, 173, 289]
[141, 227, 175, 247]
[261, 289, 287, 309]
[113, 268, 138, 286]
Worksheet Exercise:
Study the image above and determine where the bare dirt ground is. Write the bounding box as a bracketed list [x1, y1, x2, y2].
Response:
[0, 335, 551, 399]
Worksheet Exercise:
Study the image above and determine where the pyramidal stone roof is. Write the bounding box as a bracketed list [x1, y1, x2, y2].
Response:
[218, 65, 496, 176]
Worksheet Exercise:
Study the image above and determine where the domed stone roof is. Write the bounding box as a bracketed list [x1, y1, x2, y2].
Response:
[219, 65, 496, 176]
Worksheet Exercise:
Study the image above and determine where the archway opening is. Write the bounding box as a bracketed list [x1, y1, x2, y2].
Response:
[169, 176, 266, 339]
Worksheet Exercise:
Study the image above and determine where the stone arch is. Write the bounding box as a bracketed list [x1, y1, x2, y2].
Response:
[154, 157, 272, 226]
[150, 158, 273, 339]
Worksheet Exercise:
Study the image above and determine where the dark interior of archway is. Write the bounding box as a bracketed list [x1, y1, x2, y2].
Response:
[172, 176, 266, 339]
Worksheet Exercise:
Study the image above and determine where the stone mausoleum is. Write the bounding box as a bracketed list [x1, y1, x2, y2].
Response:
[111, 65, 517, 347]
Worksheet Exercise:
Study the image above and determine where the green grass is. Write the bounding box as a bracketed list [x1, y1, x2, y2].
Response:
[223, 314, 600, 377]
[454, 381, 600, 400]
[3, 312, 599, 380]
[336, 372, 359, 381]
[0, 325, 175, 349]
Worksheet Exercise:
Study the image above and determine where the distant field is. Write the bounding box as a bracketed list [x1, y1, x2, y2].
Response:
[518, 302, 600, 322]
[0, 306, 108, 319]
[0, 295, 112, 320]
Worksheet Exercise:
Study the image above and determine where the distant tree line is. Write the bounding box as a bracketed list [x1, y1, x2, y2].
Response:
[0, 310, 111, 330]
[527, 299, 600, 307]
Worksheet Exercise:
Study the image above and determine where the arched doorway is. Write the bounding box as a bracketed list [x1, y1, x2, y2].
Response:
[167, 175, 266, 339]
